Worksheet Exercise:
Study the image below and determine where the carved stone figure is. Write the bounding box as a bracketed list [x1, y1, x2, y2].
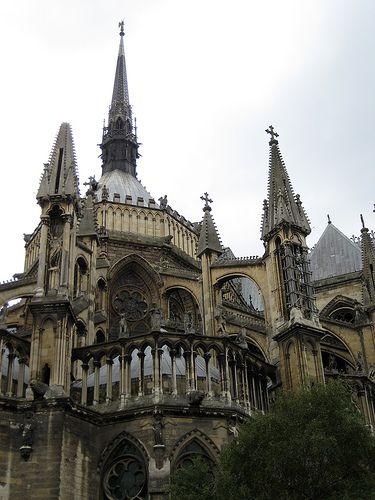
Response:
[184, 311, 194, 334]
[356, 351, 364, 373]
[150, 306, 162, 331]
[19, 420, 33, 461]
[235, 326, 247, 348]
[119, 312, 128, 338]
[158, 195, 168, 209]
[327, 354, 337, 372]
[152, 414, 164, 446]
[188, 390, 205, 406]
[0, 301, 8, 323]
[215, 305, 227, 335]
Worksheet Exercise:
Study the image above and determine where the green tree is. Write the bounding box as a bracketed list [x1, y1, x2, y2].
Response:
[216, 381, 375, 500]
[170, 455, 216, 500]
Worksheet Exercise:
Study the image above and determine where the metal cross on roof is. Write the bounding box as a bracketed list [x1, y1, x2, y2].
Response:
[200, 192, 213, 211]
[266, 125, 279, 142]
[119, 20, 125, 36]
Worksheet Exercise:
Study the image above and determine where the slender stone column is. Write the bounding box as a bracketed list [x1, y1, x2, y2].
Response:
[152, 348, 160, 395]
[218, 353, 226, 397]
[170, 349, 178, 396]
[17, 358, 26, 398]
[93, 360, 101, 405]
[35, 216, 49, 296]
[6, 352, 15, 396]
[0, 338, 4, 395]
[106, 358, 113, 403]
[229, 360, 238, 402]
[125, 354, 131, 397]
[81, 362, 89, 405]
[190, 350, 197, 391]
[59, 214, 72, 292]
[258, 375, 265, 412]
[252, 372, 258, 409]
[183, 351, 191, 393]
[138, 351, 145, 396]
[243, 361, 250, 411]
[204, 353, 212, 396]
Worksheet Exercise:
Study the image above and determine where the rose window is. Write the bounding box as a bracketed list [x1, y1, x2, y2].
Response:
[103, 456, 146, 500]
[113, 289, 149, 321]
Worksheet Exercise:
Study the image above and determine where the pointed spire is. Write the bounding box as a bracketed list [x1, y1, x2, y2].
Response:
[360, 214, 375, 306]
[261, 126, 310, 241]
[37, 123, 80, 203]
[109, 20, 131, 124]
[100, 22, 139, 177]
[196, 193, 223, 258]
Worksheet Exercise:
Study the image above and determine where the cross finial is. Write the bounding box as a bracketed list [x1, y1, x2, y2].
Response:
[119, 20, 125, 36]
[265, 125, 279, 144]
[200, 192, 213, 212]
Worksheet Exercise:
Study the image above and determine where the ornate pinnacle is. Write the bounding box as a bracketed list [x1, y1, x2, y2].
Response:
[266, 125, 279, 144]
[200, 192, 213, 212]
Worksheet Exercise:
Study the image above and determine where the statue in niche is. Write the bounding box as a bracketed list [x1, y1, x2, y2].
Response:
[0, 301, 8, 323]
[327, 354, 338, 372]
[184, 311, 194, 333]
[152, 414, 164, 446]
[356, 351, 364, 373]
[119, 312, 128, 338]
[215, 305, 227, 335]
[235, 326, 248, 348]
[150, 305, 162, 331]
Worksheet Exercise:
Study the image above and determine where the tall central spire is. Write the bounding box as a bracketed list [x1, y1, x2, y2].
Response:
[100, 22, 139, 177]
[110, 21, 131, 123]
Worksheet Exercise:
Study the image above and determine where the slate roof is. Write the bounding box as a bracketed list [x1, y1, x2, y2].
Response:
[309, 222, 362, 281]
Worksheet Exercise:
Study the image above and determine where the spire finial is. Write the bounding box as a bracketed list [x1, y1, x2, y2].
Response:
[266, 125, 279, 144]
[119, 20, 125, 37]
[327, 214, 331, 224]
[200, 192, 213, 212]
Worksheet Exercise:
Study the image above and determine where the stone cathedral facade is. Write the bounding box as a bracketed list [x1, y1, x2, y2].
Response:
[1, 24, 375, 499]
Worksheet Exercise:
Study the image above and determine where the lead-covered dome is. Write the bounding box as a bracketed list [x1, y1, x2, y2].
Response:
[97, 170, 158, 207]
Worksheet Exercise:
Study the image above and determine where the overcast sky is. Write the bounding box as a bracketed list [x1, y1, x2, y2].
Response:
[1, 0, 374, 282]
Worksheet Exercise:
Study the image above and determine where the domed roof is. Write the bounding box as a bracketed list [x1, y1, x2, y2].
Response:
[97, 170, 158, 207]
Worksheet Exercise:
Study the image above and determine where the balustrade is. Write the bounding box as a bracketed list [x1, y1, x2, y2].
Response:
[71, 332, 273, 414]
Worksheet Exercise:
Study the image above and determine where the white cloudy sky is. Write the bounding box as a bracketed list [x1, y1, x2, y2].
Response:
[0, 0, 374, 282]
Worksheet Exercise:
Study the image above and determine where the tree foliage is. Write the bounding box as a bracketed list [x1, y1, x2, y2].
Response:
[170, 382, 375, 500]
[170, 455, 215, 500]
[216, 382, 375, 500]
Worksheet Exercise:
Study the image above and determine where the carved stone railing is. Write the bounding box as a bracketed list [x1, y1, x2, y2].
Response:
[71, 331, 275, 414]
[0, 330, 30, 399]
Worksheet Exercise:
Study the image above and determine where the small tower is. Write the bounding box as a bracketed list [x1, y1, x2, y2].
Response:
[261, 127, 324, 388]
[196, 193, 223, 336]
[28, 123, 81, 395]
[100, 21, 139, 177]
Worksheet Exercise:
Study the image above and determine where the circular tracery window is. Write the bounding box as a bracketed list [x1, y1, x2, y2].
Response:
[113, 289, 149, 322]
[103, 456, 146, 500]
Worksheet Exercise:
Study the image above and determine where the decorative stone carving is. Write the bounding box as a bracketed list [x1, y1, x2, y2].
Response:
[19, 414, 34, 461]
[118, 312, 128, 338]
[113, 289, 149, 322]
[150, 306, 162, 331]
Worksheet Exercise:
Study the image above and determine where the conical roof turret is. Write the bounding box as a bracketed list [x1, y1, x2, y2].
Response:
[196, 193, 223, 258]
[37, 122, 80, 203]
[261, 126, 310, 241]
[360, 214, 375, 306]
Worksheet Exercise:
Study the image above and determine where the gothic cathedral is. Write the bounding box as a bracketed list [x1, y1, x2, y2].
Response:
[1, 23, 375, 500]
